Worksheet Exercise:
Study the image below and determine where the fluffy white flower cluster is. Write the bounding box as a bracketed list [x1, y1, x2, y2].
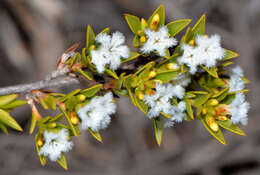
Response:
[77, 92, 116, 131]
[91, 32, 130, 73]
[178, 34, 225, 74]
[228, 66, 250, 125]
[39, 128, 73, 161]
[164, 101, 186, 128]
[141, 26, 177, 56]
[143, 83, 185, 119]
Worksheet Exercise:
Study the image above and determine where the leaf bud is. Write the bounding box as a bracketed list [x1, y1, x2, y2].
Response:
[218, 115, 228, 121]
[47, 122, 57, 128]
[202, 108, 208, 115]
[90, 45, 96, 50]
[206, 116, 219, 132]
[166, 63, 175, 70]
[140, 35, 147, 43]
[137, 93, 144, 100]
[209, 99, 219, 106]
[188, 40, 196, 46]
[77, 94, 86, 102]
[141, 18, 148, 30]
[37, 138, 44, 147]
[150, 13, 160, 30]
[149, 71, 157, 78]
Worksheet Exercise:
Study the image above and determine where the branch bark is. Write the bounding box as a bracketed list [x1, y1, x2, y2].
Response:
[0, 76, 80, 96]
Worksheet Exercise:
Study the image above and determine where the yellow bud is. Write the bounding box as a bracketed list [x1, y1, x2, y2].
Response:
[37, 138, 44, 147]
[47, 122, 57, 128]
[141, 18, 148, 29]
[210, 122, 219, 132]
[202, 108, 208, 115]
[137, 93, 144, 100]
[210, 99, 219, 106]
[149, 71, 157, 78]
[150, 14, 160, 30]
[77, 94, 86, 102]
[71, 115, 79, 125]
[166, 63, 175, 70]
[189, 40, 195, 46]
[137, 30, 143, 35]
[140, 36, 147, 43]
[218, 115, 228, 121]
[90, 45, 96, 50]
[204, 35, 209, 38]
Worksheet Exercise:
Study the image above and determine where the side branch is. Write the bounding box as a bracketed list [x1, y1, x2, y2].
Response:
[0, 76, 80, 96]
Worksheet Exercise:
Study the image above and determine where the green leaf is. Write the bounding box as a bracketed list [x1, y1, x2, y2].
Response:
[134, 92, 148, 114]
[134, 62, 155, 76]
[57, 153, 68, 170]
[105, 69, 119, 79]
[132, 35, 140, 47]
[116, 73, 125, 90]
[155, 70, 180, 83]
[0, 122, 8, 134]
[0, 100, 27, 109]
[201, 66, 218, 78]
[86, 25, 95, 49]
[98, 27, 110, 35]
[193, 94, 211, 108]
[167, 19, 192, 37]
[184, 98, 194, 120]
[152, 117, 163, 146]
[192, 14, 206, 36]
[49, 113, 64, 122]
[81, 84, 102, 98]
[124, 75, 136, 106]
[217, 120, 245, 136]
[221, 94, 236, 105]
[88, 128, 103, 142]
[45, 96, 56, 111]
[121, 52, 140, 63]
[0, 109, 22, 131]
[124, 14, 141, 34]
[65, 96, 77, 111]
[148, 5, 165, 27]
[29, 112, 37, 134]
[75, 68, 93, 80]
[0, 94, 18, 107]
[201, 118, 226, 145]
[212, 88, 229, 98]
[223, 49, 239, 61]
[59, 89, 81, 103]
[35, 133, 47, 166]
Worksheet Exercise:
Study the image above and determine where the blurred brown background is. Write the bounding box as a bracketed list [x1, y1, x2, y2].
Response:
[0, 0, 259, 174]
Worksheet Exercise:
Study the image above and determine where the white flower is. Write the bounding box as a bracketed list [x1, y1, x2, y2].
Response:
[141, 26, 177, 56]
[230, 93, 250, 125]
[91, 32, 130, 73]
[77, 92, 116, 131]
[178, 34, 225, 74]
[229, 66, 245, 92]
[195, 34, 225, 67]
[143, 83, 185, 118]
[164, 101, 186, 128]
[173, 73, 191, 87]
[39, 128, 73, 162]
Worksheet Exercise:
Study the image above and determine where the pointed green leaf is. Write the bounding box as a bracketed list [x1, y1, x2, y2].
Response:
[192, 14, 206, 36]
[212, 88, 229, 98]
[0, 94, 18, 107]
[184, 98, 194, 120]
[217, 120, 245, 136]
[29, 112, 37, 134]
[45, 96, 56, 111]
[35, 133, 47, 166]
[59, 89, 81, 103]
[81, 84, 102, 98]
[0, 109, 22, 131]
[167, 19, 192, 37]
[153, 117, 163, 146]
[57, 153, 68, 170]
[148, 5, 165, 27]
[105, 69, 119, 79]
[201, 66, 218, 78]
[221, 94, 236, 105]
[98, 27, 110, 35]
[116, 73, 125, 90]
[223, 49, 239, 61]
[86, 25, 95, 49]
[88, 128, 102, 142]
[132, 35, 140, 47]
[155, 70, 180, 83]
[201, 118, 226, 144]
[193, 94, 211, 108]
[49, 113, 64, 122]
[124, 14, 141, 34]
[121, 52, 140, 63]
[0, 100, 27, 109]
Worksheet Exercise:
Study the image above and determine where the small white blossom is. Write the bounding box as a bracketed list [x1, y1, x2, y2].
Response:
[230, 93, 250, 125]
[173, 73, 191, 87]
[143, 83, 185, 118]
[229, 66, 245, 92]
[91, 32, 130, 73]
[178, 34, 225, 74]
[39, 128, 73, 162]
[77, 92, 116, 131]
[164, 101, 187, 128]
[141, 26, 177, 56]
